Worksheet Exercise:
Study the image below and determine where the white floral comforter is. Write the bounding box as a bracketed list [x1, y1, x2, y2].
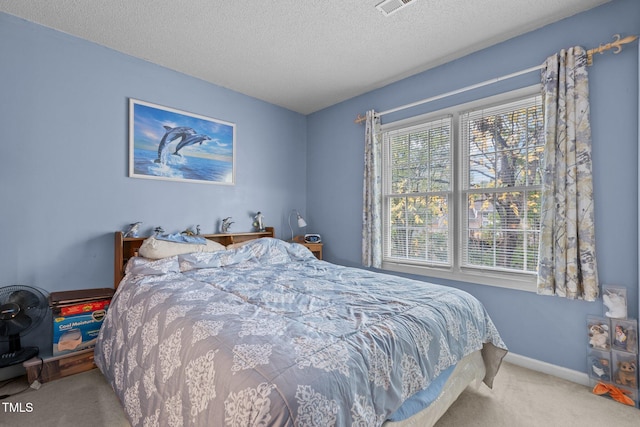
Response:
[95, 238, 507, 427]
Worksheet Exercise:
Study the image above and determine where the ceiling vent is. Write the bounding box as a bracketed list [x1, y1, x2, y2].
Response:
[375, 0, 416, 17]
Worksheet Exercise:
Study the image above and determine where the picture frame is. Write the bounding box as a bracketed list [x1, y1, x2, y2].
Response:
[129, 98, 235, 185]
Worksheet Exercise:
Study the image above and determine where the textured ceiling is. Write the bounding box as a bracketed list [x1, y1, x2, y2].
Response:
[0, 0, 610, 114]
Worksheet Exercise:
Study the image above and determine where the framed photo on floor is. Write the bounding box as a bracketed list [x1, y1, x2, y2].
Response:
[129, 98, 235, 185]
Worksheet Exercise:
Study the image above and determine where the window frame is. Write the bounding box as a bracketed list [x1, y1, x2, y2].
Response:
[380, 85, 541, 292]
[382, 116, 454, 268]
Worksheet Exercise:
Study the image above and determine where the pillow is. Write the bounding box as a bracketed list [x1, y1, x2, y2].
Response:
[125, 256, 180, 276]
[139, 236, 226, 259]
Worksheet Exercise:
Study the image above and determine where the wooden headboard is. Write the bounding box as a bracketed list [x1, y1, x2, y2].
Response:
[114, 227, 275, 288]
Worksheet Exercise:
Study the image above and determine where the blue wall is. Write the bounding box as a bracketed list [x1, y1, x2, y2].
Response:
[1, 0, 638, 375]
[307, 0, 639, 373]
[0, 13, 307, 354]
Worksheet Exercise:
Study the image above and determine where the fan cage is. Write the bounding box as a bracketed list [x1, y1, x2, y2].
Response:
[0, 285, 48, 367]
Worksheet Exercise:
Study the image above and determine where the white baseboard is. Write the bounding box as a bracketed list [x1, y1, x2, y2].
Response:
[504, 352, 590, 386]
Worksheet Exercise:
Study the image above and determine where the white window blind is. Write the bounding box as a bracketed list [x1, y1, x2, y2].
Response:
[383, 117, 453, 267]
[460, 95, 543, 273]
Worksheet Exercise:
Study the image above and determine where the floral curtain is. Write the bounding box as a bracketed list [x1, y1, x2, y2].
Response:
[362, 110, 382, 268]
[537, 46, 598, 301]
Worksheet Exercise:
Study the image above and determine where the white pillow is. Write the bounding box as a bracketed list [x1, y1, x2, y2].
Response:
[139, 236, 226, 259]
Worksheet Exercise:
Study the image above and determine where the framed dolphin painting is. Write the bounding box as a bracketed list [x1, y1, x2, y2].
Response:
[129, 99, 235, 185]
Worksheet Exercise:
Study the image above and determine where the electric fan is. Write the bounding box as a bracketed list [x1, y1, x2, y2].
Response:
[0, 285, 48, 368]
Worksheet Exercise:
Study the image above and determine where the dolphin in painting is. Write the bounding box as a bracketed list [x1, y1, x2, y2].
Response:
[155, 126, 196, 163]
[172, 134, 212, 156]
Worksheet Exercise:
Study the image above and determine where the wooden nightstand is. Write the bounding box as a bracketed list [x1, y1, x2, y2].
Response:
[302, 242, 323, 260]
[292, 236, 323, 260]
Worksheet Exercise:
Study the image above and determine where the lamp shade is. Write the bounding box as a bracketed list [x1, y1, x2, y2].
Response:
[289, 209, 307, 240]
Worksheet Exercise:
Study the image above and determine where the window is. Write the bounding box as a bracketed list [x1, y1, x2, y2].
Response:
[381, 87, 543, 290]
[384, 117, 453, 265]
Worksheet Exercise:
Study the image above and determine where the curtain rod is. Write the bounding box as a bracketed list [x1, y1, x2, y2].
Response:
[354, 34, 638, 124]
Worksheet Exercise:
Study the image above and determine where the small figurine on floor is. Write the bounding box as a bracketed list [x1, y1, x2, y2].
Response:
[589, 357, 611, 382]
[614, 361, 637, 388]
[625, 328, 638, 353]
[588, 323, 609, 350]
[613, 325, 628, 350]
[603, 289, 627, 318]
[124, 222, 142, 238]
[221, 217, 234, 233]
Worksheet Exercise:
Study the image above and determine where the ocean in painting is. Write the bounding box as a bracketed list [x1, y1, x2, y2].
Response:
[133, 147, 233, 183]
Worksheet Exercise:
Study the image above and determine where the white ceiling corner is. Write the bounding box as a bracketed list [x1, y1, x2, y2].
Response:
[0, 0, 610, 114]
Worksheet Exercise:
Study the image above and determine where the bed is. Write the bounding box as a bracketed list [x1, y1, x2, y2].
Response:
[96, 229, 507, 426]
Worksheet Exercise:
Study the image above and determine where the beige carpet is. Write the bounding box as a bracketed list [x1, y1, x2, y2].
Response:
[1, 362, 638, 426]
[435, 362, 639, 427]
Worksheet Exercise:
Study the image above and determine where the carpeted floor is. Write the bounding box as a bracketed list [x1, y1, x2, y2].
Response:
[435, 362, 639, 427]
[0, 361, 638, 426]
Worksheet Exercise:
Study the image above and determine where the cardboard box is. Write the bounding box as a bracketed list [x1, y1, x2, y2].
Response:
[52, 305, 109, 356]
[49, 288, 114, 356]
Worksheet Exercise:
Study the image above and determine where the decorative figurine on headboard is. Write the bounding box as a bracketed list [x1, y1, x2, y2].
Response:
[154, 226, 164, 235]
[221, 217, 234, 233]
[253, 211, 265, 231]
[123, 222, 142, 238]
[181, 226, 197, 236]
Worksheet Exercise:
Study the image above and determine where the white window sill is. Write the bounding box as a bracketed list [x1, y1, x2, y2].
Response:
[381, 260, 537, 293]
